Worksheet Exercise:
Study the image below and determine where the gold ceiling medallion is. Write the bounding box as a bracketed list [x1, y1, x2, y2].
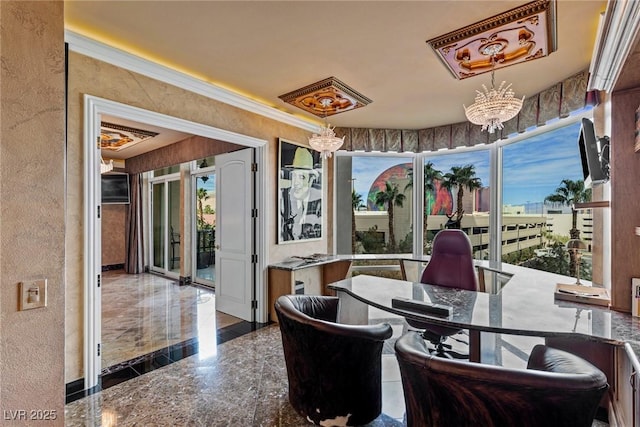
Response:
[100, 122, 159, 152]
[279, 76, 372, 118]
[427, 0, 557, 80]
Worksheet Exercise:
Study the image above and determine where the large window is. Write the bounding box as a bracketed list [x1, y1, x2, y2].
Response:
[335, 114, 599, 288]
[424, 149, 490, 258]
[501, 119, 592, 280]
[336, 155, 414, 255]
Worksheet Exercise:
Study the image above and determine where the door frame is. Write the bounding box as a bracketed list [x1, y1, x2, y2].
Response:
[83, 95, 268, 389]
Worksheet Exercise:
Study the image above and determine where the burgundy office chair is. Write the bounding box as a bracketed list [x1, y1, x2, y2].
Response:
[406, 229, 478, 358]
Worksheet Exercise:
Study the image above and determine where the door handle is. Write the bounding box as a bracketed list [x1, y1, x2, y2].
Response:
[215, 245, 220, 250]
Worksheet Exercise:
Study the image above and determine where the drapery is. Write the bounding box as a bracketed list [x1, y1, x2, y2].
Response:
[335, 69, 597, 153]
[124, 173, 144, 274]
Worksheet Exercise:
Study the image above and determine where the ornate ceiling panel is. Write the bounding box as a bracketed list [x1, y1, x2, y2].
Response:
[427, 0, 557, 80]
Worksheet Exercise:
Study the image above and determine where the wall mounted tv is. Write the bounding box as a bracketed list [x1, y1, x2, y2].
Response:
[101, 173, 130, 204]
[578, 117, 610, 188]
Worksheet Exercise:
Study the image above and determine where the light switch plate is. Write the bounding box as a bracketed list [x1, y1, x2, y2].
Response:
[19, 279, 47, 310]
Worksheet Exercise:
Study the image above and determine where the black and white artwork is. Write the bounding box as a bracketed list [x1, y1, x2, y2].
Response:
[278, 139, 323, 243]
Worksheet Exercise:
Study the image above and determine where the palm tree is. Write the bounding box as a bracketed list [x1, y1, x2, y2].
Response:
[405, 162, 443, 250]
[352, 190, 364, 253]
[544, 179, 591, 276]
[196, 187, 209, 229]
[375, 181, 406, 251]
[441, 165, 482, 229]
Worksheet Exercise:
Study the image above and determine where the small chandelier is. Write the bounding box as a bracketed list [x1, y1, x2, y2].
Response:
[101, 156, 114, 174]
[308, 99, 345, 160]
[464, 48, 524, 134]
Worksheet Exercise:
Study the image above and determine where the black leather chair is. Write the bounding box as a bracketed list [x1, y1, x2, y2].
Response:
[275, 294, 393, 426]
[405, 229, 479, 358]
[395, 331, 609, 427]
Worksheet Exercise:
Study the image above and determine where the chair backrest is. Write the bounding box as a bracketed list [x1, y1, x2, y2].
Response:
[275, 295, 393, 426]
[395, 331, 609, 427]
[421, 229, 478, 291]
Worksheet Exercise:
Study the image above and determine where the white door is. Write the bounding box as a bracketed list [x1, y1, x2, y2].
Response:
[215, 148, 254, 320]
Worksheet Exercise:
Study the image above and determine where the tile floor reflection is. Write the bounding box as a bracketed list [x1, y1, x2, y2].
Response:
[101, 270, 240, 369]
[65, 272, 608, 426]
[65, 324, 408, 426]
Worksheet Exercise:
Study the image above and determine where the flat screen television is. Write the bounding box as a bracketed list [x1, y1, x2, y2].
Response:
[101, 173, 130, 204]
[578, 118, 610, 188]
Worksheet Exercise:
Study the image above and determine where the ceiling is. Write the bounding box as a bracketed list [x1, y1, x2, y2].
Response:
[65, 0, 607, 156]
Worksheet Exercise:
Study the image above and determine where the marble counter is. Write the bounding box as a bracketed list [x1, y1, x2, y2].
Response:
[329, 263, 640, 370]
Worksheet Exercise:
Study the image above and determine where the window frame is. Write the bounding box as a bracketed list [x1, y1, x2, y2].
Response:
[333, 110, 593, 268]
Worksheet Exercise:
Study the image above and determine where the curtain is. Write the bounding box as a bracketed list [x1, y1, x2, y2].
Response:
[124, 173, 144, 274]
[336, 69, 597, 153]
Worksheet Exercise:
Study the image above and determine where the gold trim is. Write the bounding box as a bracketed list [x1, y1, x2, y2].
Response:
[427, 0, 557, 80]
[279, 77, 372, 118]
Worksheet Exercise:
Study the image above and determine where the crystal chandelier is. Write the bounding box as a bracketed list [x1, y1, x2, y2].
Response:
[464, 49, 524, 134]
[308, 99, 345, 160]
[101, 156, 114, 174]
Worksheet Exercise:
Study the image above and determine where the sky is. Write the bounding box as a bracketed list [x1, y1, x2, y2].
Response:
[352, 120, 584, 207]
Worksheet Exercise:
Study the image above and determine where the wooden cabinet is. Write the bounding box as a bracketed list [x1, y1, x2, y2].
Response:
[268, 258, 352, 323]
[610, 344, 640, 426]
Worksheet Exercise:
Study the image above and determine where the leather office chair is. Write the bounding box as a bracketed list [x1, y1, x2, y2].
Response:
[395, 331, 609, 427]
[275, 294, 393, 426]
[405, 229, 478, 358]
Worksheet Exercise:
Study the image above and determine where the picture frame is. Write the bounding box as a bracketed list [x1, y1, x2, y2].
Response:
[278, 138, 323, 243]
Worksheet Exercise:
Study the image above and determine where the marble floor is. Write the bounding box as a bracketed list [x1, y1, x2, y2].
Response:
[65, 272, 608, 426]
[100, 270, 237, 369]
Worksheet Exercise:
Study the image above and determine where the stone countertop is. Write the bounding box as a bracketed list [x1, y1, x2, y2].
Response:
[329, 264, 640, 369]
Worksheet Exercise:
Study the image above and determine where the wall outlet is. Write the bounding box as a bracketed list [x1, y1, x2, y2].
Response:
[19, 279, 47, 311]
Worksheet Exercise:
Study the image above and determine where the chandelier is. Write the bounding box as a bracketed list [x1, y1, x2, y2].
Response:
[308, 99, 345, 160]
[101, 156, 114, 174]
[463, 49, 524, 134]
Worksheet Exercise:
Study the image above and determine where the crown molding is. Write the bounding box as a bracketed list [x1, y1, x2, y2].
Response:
[588, 2, 640, 92]
[65, 30, 319, 133]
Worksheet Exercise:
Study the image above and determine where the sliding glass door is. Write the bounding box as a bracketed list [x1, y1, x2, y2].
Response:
[150, 168, 181, 276]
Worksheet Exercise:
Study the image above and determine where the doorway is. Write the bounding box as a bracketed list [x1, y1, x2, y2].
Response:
[193, 163, 216, 286]
[83, 95, 268, 390]
[150, 172, 182, 277]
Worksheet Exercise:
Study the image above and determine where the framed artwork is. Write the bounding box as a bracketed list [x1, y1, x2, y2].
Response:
[278, 138, 323, 243]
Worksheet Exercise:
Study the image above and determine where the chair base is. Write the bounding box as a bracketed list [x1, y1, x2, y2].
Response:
[420, 331, 470, 360]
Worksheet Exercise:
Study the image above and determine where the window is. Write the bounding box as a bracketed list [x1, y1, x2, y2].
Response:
[501, 119, 592, 280]
[335, 155, 413, 255]
[333, 114, 600, 286]
[424, 149, 490, 259]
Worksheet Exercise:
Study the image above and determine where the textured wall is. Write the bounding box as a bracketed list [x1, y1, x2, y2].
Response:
[0, 1, 65, 424]
[102, 205, 126, 266]
[126, 135, 243, 174]
[66, 52, 323, 382]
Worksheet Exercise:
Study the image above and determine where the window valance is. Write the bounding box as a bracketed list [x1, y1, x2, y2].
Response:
[335, 70, 592, 153]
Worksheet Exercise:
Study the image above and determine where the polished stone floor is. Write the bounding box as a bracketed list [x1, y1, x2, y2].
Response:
[65, 272, 608, 426]
[100, 270, 238, 369]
